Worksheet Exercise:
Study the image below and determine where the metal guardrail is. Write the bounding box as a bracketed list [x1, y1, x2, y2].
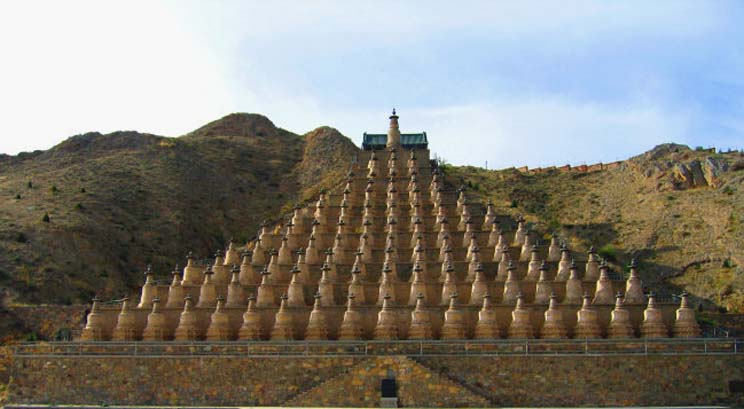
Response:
[12, 338, 742, 357]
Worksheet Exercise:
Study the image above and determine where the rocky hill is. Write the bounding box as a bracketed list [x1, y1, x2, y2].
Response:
[447, 144, 744, 312]
[1, 113, 742, 332]
[0, 113, 358, 306]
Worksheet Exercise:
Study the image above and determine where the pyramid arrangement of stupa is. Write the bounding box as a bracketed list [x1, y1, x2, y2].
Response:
[81, 111, 701, 341]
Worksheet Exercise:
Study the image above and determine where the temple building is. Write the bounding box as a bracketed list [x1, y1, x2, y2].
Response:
[80, 110, 696, 342]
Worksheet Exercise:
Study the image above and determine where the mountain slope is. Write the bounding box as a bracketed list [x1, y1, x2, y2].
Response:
[0, 113, 359, 305]
[1, 114, 742, 316]
[448, 144, 744, 311]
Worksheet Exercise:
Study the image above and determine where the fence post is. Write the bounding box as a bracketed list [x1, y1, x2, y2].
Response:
[644, 339, 648, 355]
[419, 340, 423, 356]
[525, 340, 529, 355]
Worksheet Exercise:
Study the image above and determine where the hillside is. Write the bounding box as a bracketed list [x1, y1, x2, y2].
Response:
[1, 113, 742, 322]
[446, 144, 744, 312]
[0, 113, 359, 306]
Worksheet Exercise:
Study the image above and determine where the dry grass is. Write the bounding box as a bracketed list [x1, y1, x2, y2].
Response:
[0, 114, 358, 311]
[449, 146, 744, 311]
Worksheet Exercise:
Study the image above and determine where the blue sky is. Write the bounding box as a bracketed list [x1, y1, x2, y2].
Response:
[0, 1, 742, 168]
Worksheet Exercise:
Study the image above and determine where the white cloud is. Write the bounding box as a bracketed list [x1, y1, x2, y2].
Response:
[376, 99, 690, 169]
[0, 0, 737, 168]
[0, 1, 235, 153]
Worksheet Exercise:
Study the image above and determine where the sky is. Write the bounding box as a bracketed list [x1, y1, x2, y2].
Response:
[0, 1, 742, 168]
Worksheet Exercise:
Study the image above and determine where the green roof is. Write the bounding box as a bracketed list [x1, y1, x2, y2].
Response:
[362, 132, 428, 150]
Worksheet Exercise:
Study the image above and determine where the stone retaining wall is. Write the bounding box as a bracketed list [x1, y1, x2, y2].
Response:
[8, 350, 744, 407]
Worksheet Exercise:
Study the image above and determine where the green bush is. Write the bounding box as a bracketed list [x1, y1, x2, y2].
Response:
[598, 244, 618, 262]
[42, 213, 50, 223]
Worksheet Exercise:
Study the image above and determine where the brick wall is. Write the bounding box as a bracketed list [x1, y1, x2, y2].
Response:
[8, 352, 744, 407]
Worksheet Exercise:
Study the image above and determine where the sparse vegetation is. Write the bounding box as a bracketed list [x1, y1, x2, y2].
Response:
[598, 244, 618, 262]
[447, 142, 744, 312]
[0, 113, 356, 312]
[0, 117, 741, 345]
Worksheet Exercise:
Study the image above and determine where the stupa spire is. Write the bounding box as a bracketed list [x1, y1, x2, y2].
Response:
[541, 293, 567, 339]
[238, 295, 262, 340]
[81, 296, 106, 341]
[608, 291, 634, 339]
[386, 109, 401, 149]
[673, 291, 701, 338]
[112, 296, 137, 341]
[174, 295, 200, 341]
[305, 292, 329, 340]
[407, 293, 433, 339]
[206, 296, 232, 341]
[339, 293, 364, 340]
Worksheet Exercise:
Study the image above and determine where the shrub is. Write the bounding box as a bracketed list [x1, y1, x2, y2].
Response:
[27, 181, 33, 188]
[80, 187, 86, 193]
[15, 194, 21, 200]
[598, 244, 618, 262]
[42, 213, 50, 223]
[50, 185, 58, 194]
[16, 232, 27, 243]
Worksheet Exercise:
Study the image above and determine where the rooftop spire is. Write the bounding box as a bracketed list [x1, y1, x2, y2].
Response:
[386, 109, 401, 148]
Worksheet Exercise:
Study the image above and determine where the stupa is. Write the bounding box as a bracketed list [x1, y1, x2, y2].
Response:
[78, 110, 687, 342]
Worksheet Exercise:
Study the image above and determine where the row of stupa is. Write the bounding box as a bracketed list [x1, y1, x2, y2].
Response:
[81, 111, 701, 341]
